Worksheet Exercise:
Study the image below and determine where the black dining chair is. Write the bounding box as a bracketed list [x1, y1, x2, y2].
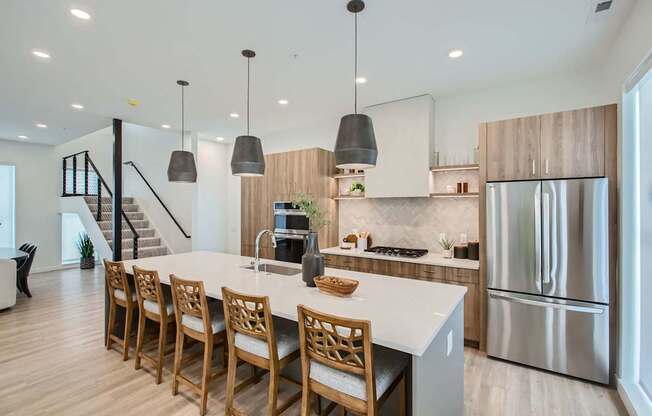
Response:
[16, 244, 37, 297]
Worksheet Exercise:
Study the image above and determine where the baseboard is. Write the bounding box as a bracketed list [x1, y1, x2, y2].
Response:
[618, 377, 652, 416]
[31, 263, 83, 274]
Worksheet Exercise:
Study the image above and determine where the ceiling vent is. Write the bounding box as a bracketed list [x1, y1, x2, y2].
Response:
[595, 0, 613, 13]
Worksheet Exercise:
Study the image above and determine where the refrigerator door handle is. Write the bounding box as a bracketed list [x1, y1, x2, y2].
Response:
[534, 192, 542, 289]
[542, 192, 551, 285]
[488, 291, 605, 314]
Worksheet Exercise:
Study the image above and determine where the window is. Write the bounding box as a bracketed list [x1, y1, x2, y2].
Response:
[0, 164, 16, 247]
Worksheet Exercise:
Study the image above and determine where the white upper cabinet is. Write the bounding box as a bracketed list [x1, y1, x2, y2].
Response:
[363, 95, 435, 198]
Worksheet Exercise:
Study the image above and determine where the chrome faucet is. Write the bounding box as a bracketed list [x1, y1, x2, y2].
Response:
[254, 229, 277, 272]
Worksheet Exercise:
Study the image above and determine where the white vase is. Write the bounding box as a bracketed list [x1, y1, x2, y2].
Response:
[442, 249, 453, 259]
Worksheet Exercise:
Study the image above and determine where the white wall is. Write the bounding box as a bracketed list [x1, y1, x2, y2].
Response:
[192, 139, 229, 252]
[0, 139, 60, 271]
[56, 123, 193, 254]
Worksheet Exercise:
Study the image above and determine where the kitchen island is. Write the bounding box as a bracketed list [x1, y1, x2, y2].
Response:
[120, 251, 466, 415]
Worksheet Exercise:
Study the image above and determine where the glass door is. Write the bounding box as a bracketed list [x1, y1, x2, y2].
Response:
[0, 164, 16, 247]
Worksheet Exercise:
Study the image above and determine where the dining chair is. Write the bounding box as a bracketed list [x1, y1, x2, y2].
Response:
[16, 244, 37, 297]
[104, 259, 137, 361]
[170, 274, 228, 416]
[222, 287, 302, 416]
[132, 266, 176, 384]
[297, 305, 408, 416]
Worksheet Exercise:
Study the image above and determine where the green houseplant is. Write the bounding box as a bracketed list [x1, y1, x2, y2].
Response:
[439, 236, 455, 259]
[349, 181, 365, 196]
[292, 193, 330, 287]
[76, 233, 95, 269]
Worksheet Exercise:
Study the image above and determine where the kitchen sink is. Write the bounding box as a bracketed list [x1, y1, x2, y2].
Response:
[241, 263, 302, 276]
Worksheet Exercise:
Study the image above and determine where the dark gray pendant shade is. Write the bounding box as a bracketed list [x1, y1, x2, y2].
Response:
[167, 80, 197, 183]
[167, 150, 197, 182]
[231, 135, 265, 176]
[335, 113, 377, 169]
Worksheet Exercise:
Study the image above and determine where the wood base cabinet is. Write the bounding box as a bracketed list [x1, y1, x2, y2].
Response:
[323, 253, 480, 345]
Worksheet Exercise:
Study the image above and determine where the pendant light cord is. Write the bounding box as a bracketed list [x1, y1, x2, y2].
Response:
[354, 12, 358, 115]
[180, 84, 185, 150]
[247, 57, 251, 136]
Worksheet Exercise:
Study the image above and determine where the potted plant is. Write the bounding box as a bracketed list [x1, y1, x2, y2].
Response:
[439, 236, 455, 259]
[76, 233, 95, 269]
[292, 192, 330, 287]
[349, 181, 365, 196]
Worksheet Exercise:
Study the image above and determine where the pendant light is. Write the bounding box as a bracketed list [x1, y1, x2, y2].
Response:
[231, 50, 265, 176]
[167, 80, 197, 182]
[334, 0, 377, 170]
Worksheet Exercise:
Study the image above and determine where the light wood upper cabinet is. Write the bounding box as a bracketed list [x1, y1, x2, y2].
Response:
[363, 95, 435, 198]
[486, 116, 540, 181]
[540, 106, 605, 178]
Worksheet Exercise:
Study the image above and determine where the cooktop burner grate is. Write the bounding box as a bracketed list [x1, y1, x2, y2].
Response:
[364, 246, 428, 258]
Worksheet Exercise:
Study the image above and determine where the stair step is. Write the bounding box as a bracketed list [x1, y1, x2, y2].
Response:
[102, 228, 156, 239]
[88, 203, 139, 212]
[84, 196, 134, 204]
[121, 246, 168, 260]
[97, 220, 149, 230]
[92, 212, 144, 221]
[107, 237, 161, 248]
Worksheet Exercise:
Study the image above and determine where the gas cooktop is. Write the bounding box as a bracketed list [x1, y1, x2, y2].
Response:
[364, 246, 429, 258]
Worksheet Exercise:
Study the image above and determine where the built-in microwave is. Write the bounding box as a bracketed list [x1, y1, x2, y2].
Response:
[272, 201, 309, 263]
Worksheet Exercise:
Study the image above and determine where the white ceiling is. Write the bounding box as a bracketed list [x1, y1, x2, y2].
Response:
[0, 0, 634, 145]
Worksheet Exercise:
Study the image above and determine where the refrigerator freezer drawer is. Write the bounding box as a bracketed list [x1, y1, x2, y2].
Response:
[487, 290, 609, 384]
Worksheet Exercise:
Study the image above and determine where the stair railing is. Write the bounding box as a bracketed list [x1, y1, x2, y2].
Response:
[61, 150, 139, 259]
[124, 161, 191, 238]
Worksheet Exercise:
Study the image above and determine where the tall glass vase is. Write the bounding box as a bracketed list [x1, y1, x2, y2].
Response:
[302, 231, 324, 287]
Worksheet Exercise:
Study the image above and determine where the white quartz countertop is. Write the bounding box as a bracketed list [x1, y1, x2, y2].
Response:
[121, 251, 466, 356]
[321, 246, 480, 270]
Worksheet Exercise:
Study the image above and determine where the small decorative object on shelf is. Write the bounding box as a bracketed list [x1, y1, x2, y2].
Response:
[453, 245, 468, 259]
[292, 192, 330, 287]
[473, 146, 480, 164]
[314, 275, 359, 297]
[349, 181, 365, 196]
[433, 151, 440, 167]
[468, 241, 480, 260]
[463, 182, 469, 193]
[439, 235, 455, 259]
[76, 233, 95, 269]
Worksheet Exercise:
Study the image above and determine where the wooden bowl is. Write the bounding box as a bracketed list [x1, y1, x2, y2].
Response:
[314, 275, 359, 297]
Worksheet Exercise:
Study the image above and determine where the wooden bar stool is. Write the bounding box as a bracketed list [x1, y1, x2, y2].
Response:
[132, 266, 175, 384]
[104, 259, 137, 361]
[297, 305, 409, 416]
[170, 275, 228, 416]
[222, 287, 302, 416]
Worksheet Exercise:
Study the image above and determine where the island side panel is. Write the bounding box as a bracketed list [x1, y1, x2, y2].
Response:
[412, 300, 464, 416]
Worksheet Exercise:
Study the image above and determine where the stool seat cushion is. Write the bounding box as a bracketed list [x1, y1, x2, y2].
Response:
[114, 289, 136, 302]
[182, 302, 225, 334]
[143, 298, 174, 316]
[309, 345, 408, 401]
[234, 318, 299, 360]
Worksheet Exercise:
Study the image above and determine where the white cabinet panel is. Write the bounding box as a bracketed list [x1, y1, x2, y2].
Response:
[363, 95, 434, 198]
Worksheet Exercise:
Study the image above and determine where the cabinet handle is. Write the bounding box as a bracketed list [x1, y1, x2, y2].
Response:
[545, 159, 549, 175]
[532, 160, 536, 176]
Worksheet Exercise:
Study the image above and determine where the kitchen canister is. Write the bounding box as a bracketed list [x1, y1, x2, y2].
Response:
[453, 245, 468, 259]
[468, 241, 479, 260]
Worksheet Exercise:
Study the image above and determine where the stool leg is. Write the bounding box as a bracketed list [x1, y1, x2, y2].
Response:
[123, 306, 133, 361]
[106, 300, 116, 350]
[172, 330, 184, 396]
[267, 367, 279, 416]
[156, 318, 167, 384]
[301, 387, 311, 416]
[225, 343, 238, 415]
[134, 311, 146, 370]
[200, 338, 214, 416]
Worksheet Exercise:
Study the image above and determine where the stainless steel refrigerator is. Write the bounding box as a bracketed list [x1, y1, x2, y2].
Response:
[486, 178, 610, 384]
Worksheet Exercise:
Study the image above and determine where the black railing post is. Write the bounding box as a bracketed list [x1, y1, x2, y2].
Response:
[133, 237, 138, 260]
[62, 157, 67, 196]
[96, 178, 102, 221]
[84, 152, 89, 195]
[112, 119, 123, 262]
[72, 155, 77, 195]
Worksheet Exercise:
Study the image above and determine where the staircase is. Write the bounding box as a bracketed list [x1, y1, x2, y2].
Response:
[84, 196, 168, 260]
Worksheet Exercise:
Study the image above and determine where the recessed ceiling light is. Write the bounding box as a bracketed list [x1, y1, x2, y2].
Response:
[161, 124, 171, 129]
[216, 137, 225, 141]
[448, 49, 464, 59]
[31, 49, 51, 59]
[230, 112, 240, 118]
[71, 103, 84, 110]
[70, 8, 91, 20]
[278, 99, 289, 105]
[355, 77, 367, 84]
[18, 135, 28, 140]
[36, 123, 47, 128]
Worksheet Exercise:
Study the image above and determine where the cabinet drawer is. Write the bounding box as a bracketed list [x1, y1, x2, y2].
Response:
[445, 268, 479, 284]
[324, 254, 337, 267]
[417, 264, 446, 280]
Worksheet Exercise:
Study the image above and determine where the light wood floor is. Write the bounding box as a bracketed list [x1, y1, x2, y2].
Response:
[0, 268, 627, 416]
